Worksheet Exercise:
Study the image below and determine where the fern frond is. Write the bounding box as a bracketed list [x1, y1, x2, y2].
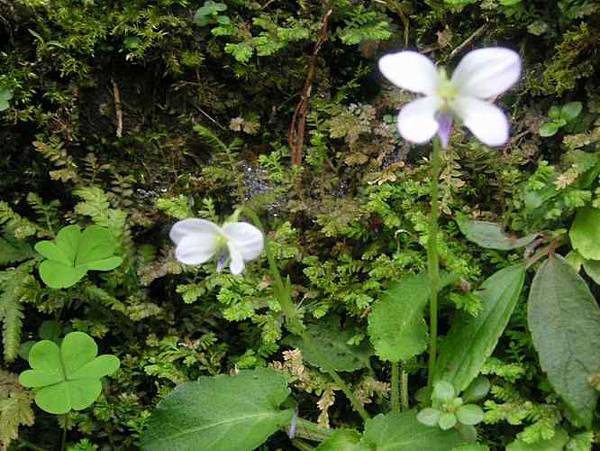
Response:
[0, 202, 39, 239]
[73, 187, 131, 251]
[0, 235, 35, 266]
[0, 370, 34, 449]
[0, 263, 33, 362]
[26, 192, 61, 235]
[33, 136, 80, 183]
[193, 124, 228, 152]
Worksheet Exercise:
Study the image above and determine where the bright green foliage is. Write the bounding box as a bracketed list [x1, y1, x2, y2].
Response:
[19, 332, 120, 414]
[368, 272, 456, 362]
[35, 225, 123, 288]
[456, 217, 537, 250]
[140, 368, 293, 451]
[528, 255, 600, 428]
[435, 265, 525, 392]
[506, 428, 569, 451]
[569, 207, 600, 260]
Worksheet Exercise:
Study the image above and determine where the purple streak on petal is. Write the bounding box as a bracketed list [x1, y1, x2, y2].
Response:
[288, 410, 298, 439]
[436, 113, 453, 148]
[216, 252, 227, 273]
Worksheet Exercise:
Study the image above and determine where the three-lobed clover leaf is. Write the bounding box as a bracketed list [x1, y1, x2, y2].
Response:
[35, 225, 123, 289]
[18, 332, 120, 414]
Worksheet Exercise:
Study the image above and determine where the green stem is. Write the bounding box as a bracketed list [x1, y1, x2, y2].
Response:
[391, 361, 399, 413]
[294, 418, 333, 442]
[401, 367, 409, 411]
[241, 207, 370, 422]
[427, 138, 443, 387]
[60, 414, 68, 451]
[291, 438, 315, 451]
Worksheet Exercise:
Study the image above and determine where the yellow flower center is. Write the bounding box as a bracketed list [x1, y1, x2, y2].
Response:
[436, 68, 458, 106]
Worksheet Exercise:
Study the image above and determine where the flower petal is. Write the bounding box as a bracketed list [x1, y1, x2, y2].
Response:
[452, 96, 510, 147]
[379, 51, 439, 95]
[174, 234, 218, 265]
[397, 96, 441, 144]
[227, 242, 245, 275]
[169, 218, 222, 245]
[451, 47, 521, 99]
[222, 222, 264, 261]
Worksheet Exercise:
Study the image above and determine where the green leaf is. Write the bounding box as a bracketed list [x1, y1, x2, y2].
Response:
[285, 316, 372, 372]
[435, 264, 525, 392]
[457, 217, 538, 250]
[416, 408, 442, 426]
[539, 122, 559, 137]
[560, 101, 583, 121]
[570, 207, 600, 260]
[456, 405, 484, 425]
[506, 428, 569, 451]
[0, 88, 13, 111]
[140, 368, 293, 451]
[433, 381, 455, 402]
[368, 272, 456, 362]
[360, 412, 464, 450]
[35, 225, 123, 289]
[315, 429, 363, 451]
[18, 332, 119, 414]
[461, 376, 490, 403]
[438, 412, 457, 430]
[583, 259, 600, 285]
[528, 255, 600, 428]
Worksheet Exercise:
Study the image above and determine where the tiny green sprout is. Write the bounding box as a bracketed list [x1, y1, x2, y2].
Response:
[417, 380, 485, 431]
[35, 224, 123, 289]
[18, 332, 120, 415]
[193, 1, 228, 27]
[539, 101, 583, 137]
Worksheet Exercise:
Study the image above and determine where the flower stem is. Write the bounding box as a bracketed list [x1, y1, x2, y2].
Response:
[241, 207, 370, 422]
[427, 138, 443, 387]
[391, 361, 399, 413]
[401, 368, 409, 411]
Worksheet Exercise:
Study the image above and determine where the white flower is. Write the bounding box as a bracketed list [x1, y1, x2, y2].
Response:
[379, 47, 521, 147]
[170, 218, 264, 275]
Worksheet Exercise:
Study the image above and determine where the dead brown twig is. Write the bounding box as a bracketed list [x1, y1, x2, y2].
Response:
[288, 5, 333, 166]
[112, 79, 123, 138]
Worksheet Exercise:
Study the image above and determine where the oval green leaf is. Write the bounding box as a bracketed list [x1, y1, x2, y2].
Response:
[528, 255, 600, 428]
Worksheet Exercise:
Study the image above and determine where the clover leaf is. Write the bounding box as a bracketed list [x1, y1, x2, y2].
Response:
[18, 332, 120, 414]
[35, 225, 123, 289]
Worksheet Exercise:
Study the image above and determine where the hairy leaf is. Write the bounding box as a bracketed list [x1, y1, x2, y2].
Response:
[140, 368, 293, 451]
[528, 255, 600, 428]
[368, 272, 456, 363]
